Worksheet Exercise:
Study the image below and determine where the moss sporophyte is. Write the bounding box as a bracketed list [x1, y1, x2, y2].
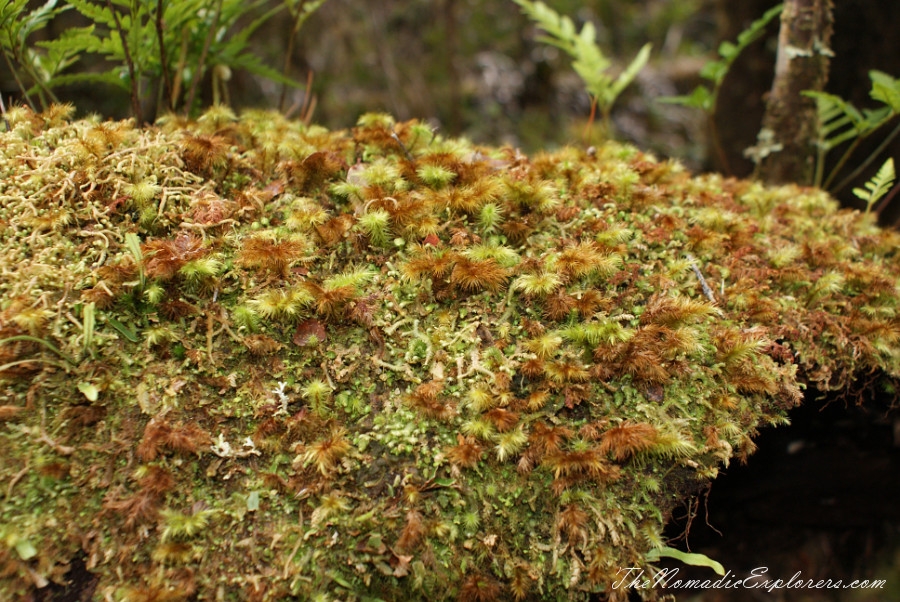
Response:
[1, 105, 900, 600]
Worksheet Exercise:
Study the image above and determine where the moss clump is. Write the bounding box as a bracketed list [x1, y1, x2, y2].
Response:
[1, 106, 899, 600]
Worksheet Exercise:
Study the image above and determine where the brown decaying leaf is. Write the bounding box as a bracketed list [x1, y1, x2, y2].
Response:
[292, 318, 327, 346]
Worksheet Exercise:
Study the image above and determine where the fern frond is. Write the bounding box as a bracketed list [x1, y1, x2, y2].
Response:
[870, 70, 900, 113]
[852, 157, 895, 214]
[658, 4, 781, 112]
[804, 91, 869, 152]
[512, 0, 648, 129]
[604, 43, 651, 109]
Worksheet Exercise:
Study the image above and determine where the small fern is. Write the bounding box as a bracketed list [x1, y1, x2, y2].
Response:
[660, 4, 783, 172]
[853, 157, 896, 215]
[661, 5, 783, 114]
[805, 71, 900, 191]
[0, 0, 72, 110]
[512, 0, 650, 138]
[3, 0, 327, 120]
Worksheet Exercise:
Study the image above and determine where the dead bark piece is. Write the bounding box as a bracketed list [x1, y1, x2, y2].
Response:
[753, 0, 834, 185]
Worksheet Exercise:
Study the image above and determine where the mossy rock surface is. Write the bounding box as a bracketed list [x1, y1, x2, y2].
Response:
[1, 105, 899, 601]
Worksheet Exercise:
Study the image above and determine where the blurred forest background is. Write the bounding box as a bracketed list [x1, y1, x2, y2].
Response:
[292, 0, 900, 190]
[5, 0, 900, 204]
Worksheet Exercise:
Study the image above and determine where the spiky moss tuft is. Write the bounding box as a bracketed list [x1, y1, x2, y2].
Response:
[1, 105, 900, 600]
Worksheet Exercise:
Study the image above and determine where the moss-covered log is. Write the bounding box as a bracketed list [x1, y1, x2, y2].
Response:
[1, 105, 899, 601]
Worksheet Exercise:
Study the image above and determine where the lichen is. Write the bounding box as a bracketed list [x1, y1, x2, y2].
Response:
[1, 106, 899, 601]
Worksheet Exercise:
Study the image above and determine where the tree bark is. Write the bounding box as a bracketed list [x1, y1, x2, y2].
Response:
[753, 0, 834, 185]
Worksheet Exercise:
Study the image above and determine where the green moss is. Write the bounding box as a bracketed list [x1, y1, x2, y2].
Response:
[1, 105, 900, 600]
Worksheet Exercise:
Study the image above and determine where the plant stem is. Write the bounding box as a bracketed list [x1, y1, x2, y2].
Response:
[170, 29, 190, 108]
[155, 0, 173, 113]
[583, 97, 598, 144]
[184, 0, 223, 116]
[298, 70, 316, 125]
[813, 140, 827, 188]
[0, 335, 77, 366]
[0, 92, 8, 131]
[22, 62, 60, 108]
[2, 51, 37, 110]
[831, 118, 900, 195]
[105, 0, 143, 123]
[279, 0, 308, 113]
[822, 136, 863, 190]
[875, 182, 900, 217]
[0, 358, 72, 374]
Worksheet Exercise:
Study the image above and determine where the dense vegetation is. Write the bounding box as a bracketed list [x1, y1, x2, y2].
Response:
[2, 104, 900, 599]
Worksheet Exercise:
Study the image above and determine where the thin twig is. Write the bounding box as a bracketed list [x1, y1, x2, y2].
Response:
[40, 403, 75, 456]
[6, 463, 29, 500]
[105, 0, 143, 123]
[39, 431, 76, 456]
[687, 253, 716, 303]
[391, 132, 415, 163]
[207, 310, 215, 364]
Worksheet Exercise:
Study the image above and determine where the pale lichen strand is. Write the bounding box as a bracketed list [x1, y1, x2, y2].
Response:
[1, 106, 899, 600]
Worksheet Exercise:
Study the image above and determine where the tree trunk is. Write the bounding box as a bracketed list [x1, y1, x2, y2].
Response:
[753, 0, 834, 185]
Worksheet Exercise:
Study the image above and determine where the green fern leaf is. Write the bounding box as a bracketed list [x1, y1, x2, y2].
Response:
[852, 157, 895, 214]
[658, 4, 781, 114]
[870, 70, 900, 113]
[513, 0, 649, 132]
[657, 85, 713, 111]
[646, 546, 725, 576]
[606, 43, 651, 106]
[804, 91, 869, 151]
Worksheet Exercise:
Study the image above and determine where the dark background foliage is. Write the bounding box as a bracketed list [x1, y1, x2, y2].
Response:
[5, 0, 900, 195]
